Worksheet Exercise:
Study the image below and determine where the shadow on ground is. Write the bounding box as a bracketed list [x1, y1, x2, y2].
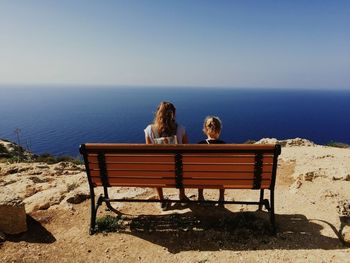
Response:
[96, 204, 345, 253]
[5, 215, 56, 244]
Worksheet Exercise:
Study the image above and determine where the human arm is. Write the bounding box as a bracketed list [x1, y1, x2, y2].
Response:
[145, 135, 152, 144]
[144, 125, 153, 144]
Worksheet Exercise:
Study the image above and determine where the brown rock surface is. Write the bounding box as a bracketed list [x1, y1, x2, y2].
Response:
[0, 187, 27, 234]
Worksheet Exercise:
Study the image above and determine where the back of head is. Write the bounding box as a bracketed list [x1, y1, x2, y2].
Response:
[154, 101, 177, 137]
[203, 116, 222, 138]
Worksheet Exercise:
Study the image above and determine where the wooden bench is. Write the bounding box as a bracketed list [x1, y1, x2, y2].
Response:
[80, 143, 281, 234]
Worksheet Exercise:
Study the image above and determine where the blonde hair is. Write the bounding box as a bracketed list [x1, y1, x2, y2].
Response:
[203, 116, 222, 138]
[153, 101, 177, 137]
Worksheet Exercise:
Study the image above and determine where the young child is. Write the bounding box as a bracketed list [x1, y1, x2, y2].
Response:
[198, 116, 225, 204]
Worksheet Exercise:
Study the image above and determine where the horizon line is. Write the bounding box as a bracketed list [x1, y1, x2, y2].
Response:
[1, 83, 350, 91]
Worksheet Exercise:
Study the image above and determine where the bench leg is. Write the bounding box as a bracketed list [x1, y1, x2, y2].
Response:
[89, 187, 97, 235]
[89, 189, 104, 235]
[258, 189, 264, 211]
[270, 189, 276, 234]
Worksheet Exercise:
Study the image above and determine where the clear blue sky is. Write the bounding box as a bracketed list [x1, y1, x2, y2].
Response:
[1, 0, 349, 88]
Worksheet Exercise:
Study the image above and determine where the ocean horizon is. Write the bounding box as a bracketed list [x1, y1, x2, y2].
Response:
[1, 86, 350, 157]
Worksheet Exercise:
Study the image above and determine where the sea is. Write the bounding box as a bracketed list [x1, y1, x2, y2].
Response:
[1, 86, 350, 157]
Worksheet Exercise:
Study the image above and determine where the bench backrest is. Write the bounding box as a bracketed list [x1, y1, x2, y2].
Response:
[80, 144, 281, 190]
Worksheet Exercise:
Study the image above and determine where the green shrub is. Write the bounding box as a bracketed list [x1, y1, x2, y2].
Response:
[56, 156, 83, 165]
[35, 153, 83, 165]
[244, 139, 256, 144]
[96, 215, 123, 232]
[35, 153, 57, 164]
[0, 144, 8, 154]
[326, 141, 350, 148]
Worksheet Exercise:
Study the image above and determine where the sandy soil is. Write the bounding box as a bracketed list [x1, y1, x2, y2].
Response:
[1, 141, 350, 262]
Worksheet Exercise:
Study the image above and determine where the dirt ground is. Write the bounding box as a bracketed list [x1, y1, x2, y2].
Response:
[1, 160, 350, 263]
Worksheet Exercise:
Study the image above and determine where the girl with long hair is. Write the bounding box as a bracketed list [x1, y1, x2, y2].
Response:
[144, 101, 189, 209]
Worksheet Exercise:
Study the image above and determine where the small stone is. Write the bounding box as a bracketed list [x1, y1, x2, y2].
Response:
[304, 172, 315, 181]
[6, 168, 18, 175]
[66, 192, 90, 204]
[105, 248, 110, 253]
[337, 199, 350, 217]
[36, 164, 49, 169]
[322, 190, 338, 199]
[289, 179, 302, 193]
[332, 175, 343, 181]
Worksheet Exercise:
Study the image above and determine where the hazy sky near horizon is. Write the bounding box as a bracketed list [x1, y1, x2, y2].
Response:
[1, 1, 349, 89]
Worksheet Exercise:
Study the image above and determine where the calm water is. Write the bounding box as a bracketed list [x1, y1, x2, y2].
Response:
[1, 86, 350, 156]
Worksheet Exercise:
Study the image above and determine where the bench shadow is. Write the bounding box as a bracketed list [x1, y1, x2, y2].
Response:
[97, 204, 345, 253]
[5, 215, 56, 244]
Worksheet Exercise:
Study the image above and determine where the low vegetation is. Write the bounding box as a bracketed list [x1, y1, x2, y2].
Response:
[326, 141, 350, 148]
[244, 140, 256, 144]
[0, 142, 82, 165]
[96, 215, 124, 232]
[0, 144, 8, 154]
[35, 153, 83, 165]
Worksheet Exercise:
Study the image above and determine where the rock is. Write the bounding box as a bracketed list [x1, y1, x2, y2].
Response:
[321, 189, 338, 199]
[289, 179, 302, 193]
[304, 172, 316, 181]
[6, 167, 19, 175]
[254, 138, 278, 145]
[0, 139, 34, 161]
[24, 187, 67, 213]
[337, 199, 350, 217]
[36, 164, 49, 169]
[302, 171, 325, 181]
[283, 138, 315, 147]
[332, 175, 343, 181]
[254, 137, 315, 147]
[66, 191, 90, 204]
[0, 187, 27, 234]
[341, 225, 350, 246]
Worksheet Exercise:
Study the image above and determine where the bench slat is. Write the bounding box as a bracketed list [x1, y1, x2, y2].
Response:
[90, 170, 174, 178]
[88, 154, 175, 164]
[89, 163, 174, 171]
[182, 155, 273, 164]
[183, 183, 271, 189]
[90, 170, 272, 180]
[83, 143, 277, 152]
[182, 163, 272, 172]
[182, 171, 272, 180]
[182, 178, 270, 185]
[88, 154, 274, 164]
[91, 177, 175, 187]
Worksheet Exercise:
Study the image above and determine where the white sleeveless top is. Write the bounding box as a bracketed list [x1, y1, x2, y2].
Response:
[144, 124, 186, 144]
